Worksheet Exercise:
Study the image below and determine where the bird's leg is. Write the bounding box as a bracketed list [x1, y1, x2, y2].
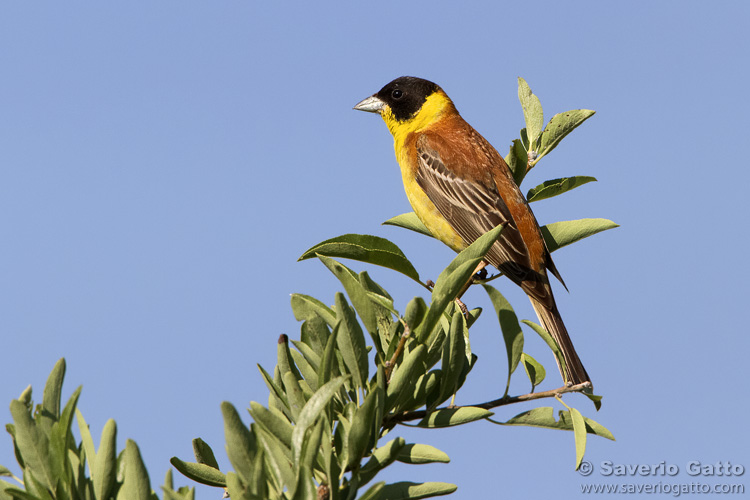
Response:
[474, 267, 488, 282]
[457, 261, 487, 300]
[455, 261, 488, 318]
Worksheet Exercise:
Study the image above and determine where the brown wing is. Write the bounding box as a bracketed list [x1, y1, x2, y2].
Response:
[415, 133, 553, 307]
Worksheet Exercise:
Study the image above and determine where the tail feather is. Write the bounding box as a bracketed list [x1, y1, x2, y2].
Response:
[529, 298, 590, 387]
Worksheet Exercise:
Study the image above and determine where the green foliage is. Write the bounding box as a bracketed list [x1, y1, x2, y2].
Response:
[1, 359, 193, 500]
[2, 78, 617, 500]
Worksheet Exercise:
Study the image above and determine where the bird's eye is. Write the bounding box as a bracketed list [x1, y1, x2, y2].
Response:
[391, 89, 403, 99]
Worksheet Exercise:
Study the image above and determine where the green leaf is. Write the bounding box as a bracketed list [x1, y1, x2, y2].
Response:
[334, 293, 369, 389]
[482, 285, 524, 396]
[290, 463, 316, 500]
[48, 383, 81, 484]
[520, 353, 546, 392]
[386, 345, 427, 413]
[169, 458, 226, 488]
[346, 387, 379, 470]
[375, 481, 457, 499]
[2, 486, 44, 500]
[192, 438, 220, 470]
[9, 400, 53, 491]
[570, 407, 587, 470]
[282, 370, 307, 421]
[41, 358, 66, 427]
[522, 320, 566, 380]
[418, 407, 493, 428]
[382, 212, 433, 239]
[526, 176, 597, 203]
[299, 316, 329, 354]
[277, 334, 304, 384]
[359, 438, 406, 486]
[254, 424, 295, 493]
[505, 139, 528, 186]
[297, 417, 324, 479]
[585, 393, 603, 411]
[291, 377, 348, 470]
[75, 409, 96, 475]
[122, 440, 151, 500]
[538, 109, 595, 160]
[318, 256, 381, 351]
[298, 233, 421, 283]
[290, 293, 336, 326]
[257, 364, 290, 419]
[396, 443, 450, 464]
[418, 224, 506, 343]
[357, 482, 385, 500]
[318, 322, 340, 388]
[94, 419, 117, 500]
[542, 218, 618, 253]
[221, 402, 256, 484]
[403, 297, 427, 331]
[518, 77, 544, 150]
[438, 311, 467, 405]
[290, 349, 319, 392]
[248, 402, 293, 450]
[499, 407, 615, 441]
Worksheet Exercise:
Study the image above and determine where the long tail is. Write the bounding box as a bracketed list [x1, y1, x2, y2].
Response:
[529, 298, 590, 387]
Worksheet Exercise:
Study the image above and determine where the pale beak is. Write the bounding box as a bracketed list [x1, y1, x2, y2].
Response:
[353, 95, 385, 113]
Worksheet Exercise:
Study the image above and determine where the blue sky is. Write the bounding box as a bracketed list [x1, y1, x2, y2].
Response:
[1, 2, 748, 498]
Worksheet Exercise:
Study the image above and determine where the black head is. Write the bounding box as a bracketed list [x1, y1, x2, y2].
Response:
[374, 76, 441, 121]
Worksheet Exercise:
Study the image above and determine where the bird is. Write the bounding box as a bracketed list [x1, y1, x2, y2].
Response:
[353, 76, 590, 386]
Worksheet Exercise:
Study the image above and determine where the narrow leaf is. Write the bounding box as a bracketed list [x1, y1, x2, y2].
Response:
[122, 440, 151, 500]
[539, 109, 595, 159]
[335, 293, 369, 389]
[382, 212, 433, 239]
[221, 402, 256, 484]
[9, 400, 53, 491]
[318, 256, 380, 345]
[438, 311, 467, 405]
[518, 77, 544, 149]
[386, 345, 427, 413]
[248, 402, 293, 450]
[570, 407, 587, 470]
[499, 407, 615, 440]
[357, 482, 385, 500]
[318, 322, 340, 388]
[505, 139, 528, 186]
[396, 443, 450, 464]
[359, 438, 405, 486]
[41, 358, 66, 425]
[376, 481, 457, 499]
[527, 176, 597, 202]
[418, 407, 493, 428]
[290, 293, 336, 326]
[419, 224, 505, 343]
[75, 409, 96, 475]
[169, 458, 226, 488]
[192, 437, 220, 469]
[346, 388, 379, 470]
[482, 285, 524, 396]
[298, 233, 420, 282]
[542, 218, 618, 253]
[522, 320, 566, 381]
[291, 377, 348, 469]
[93, 419, 117, 500]
[520, 353, 546, 392]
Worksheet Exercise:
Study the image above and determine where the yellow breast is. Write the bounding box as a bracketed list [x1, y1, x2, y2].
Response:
[396, 145, 467, 252]
[380, 91, 468, 252]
